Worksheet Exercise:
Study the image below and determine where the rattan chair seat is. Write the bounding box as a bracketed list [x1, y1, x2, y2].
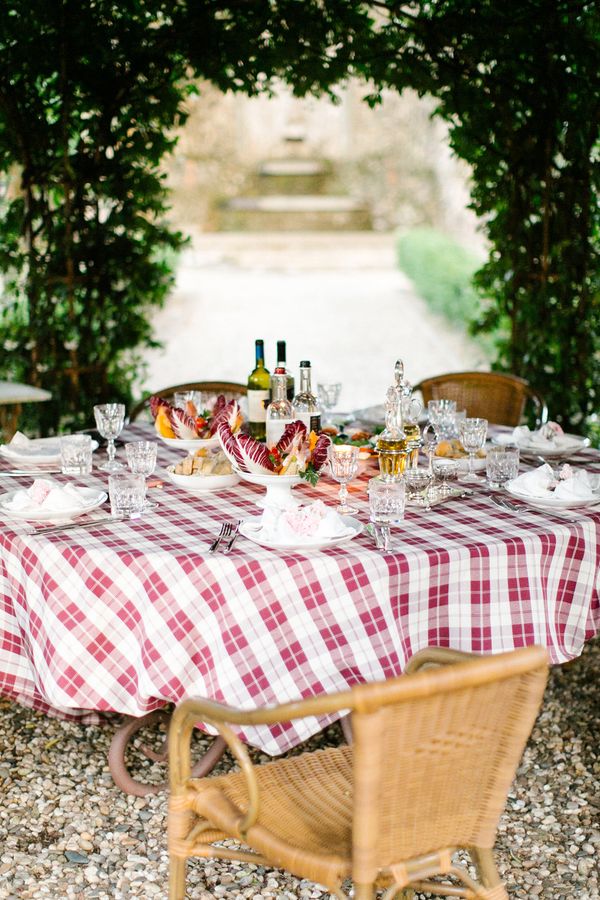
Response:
[414, 371, 547, 427]
[191, 745, 353, 867]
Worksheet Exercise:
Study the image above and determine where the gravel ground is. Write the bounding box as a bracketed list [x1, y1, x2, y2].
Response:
[1, 639, 598, 899]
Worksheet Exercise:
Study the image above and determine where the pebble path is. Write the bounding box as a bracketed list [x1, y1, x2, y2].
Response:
[1, 639, 598, 899]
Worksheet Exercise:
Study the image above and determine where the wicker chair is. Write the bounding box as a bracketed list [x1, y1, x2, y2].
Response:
[414, 371, 547, 427]
[168, 646, 548, 900]
[129, 381, 247, 422]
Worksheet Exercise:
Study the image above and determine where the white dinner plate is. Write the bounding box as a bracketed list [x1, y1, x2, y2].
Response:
[239, 515, 363, 550]
[434, 452, 487, 473]
[157, 434, 219, 451]
[165, 465, 239, 493]
[0, 487, 108, 521]
[0, 437, 99, 465]
[505, 481, 600, 510]
[495, 432, 590, 459]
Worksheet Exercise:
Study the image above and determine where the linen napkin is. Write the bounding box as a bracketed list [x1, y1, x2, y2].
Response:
[0, 431, 61, 461]
[258, 500, 354, 544]
[553, 467, 598, 501]
[511, 424, 578, 454]
[3, 479, 101, 513]
[508, 464, 556, 497]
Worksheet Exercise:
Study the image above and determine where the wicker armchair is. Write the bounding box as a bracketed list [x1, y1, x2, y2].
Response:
[168, 646, 548, 900]
[129, 381, 247, 422]
[414, 371, 547, 427]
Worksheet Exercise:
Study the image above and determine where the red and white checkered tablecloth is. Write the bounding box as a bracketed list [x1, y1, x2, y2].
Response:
[0, 424, 599, 754]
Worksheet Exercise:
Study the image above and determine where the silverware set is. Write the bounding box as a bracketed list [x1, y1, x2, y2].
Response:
[25, 515, 126, 536]
[488, 493, 580, 523]
[208, 520, 241, 554]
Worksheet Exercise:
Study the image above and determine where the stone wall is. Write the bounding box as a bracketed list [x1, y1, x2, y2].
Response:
[164, 80, 484, 251]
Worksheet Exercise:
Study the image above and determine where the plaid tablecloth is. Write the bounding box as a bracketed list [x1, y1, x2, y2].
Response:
[1, 425, 599, 754]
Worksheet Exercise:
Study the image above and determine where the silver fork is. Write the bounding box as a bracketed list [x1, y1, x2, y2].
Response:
[208, 522, 233, 553]
[221, 520, 241, 554]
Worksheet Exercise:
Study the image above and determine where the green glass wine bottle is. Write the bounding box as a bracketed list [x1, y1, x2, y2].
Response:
[247, 339, 270, 441]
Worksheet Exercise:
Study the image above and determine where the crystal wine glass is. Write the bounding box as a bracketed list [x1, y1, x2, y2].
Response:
[459, 417, 488, 482]
[327, 444, 359, 515]
[404, 467, 434, 510]
[93, 403, 126, 473]
[421, 422, 439, 475]
[125, 440, 158, 510]
[318, 382, 342, 425]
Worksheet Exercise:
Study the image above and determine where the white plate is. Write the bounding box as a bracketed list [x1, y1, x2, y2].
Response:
[165, 465, 239, 493]
[0, 437, 99, 465]
[0, 487, 108, 521]
[505, 482, 600, 510]
[239, 515, 362, 550]
[434, 453, 487, 473]
[157, 434, 219, 451]
[495, 432, 590, 459]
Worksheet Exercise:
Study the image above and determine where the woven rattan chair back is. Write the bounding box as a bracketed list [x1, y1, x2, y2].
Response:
[129, 380, 247, 422]
[168, 646, 548, 900]
[415, 371, 547, 427]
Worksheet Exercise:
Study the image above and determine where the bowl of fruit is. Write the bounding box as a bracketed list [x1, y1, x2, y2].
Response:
[151, 394, 243, 451]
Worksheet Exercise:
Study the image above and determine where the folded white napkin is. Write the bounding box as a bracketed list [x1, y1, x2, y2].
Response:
[4, 479, 99, 512]
[509, 464, 556, 497]
[511, 424, 577, 453]
[0, 431, 61, 459]
[509, 464, 598, 502]
[259, 500, 353, 543]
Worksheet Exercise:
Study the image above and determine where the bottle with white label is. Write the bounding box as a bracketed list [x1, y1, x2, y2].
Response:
[247, 339, 270, 441]
[292, 360, 322, 434]
[266, 368, 295, 448]
[276, 339, 295, 401]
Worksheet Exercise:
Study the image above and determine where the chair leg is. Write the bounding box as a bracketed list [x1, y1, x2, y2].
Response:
[169, 856, 187, 900]
[471, 847, 508, 899]
[354, 884, 375, 900]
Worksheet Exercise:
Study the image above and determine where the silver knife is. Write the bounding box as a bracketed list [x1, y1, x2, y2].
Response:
[25, 515, 126, 536]
[0, 470, 62, 476]
[221, 521, 241, 554]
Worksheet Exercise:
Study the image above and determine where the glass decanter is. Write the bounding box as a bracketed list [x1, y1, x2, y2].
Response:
[376, 360, 409, 482]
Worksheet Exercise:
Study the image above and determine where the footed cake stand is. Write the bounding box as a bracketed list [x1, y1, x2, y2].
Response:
[235, 470, 303, 508]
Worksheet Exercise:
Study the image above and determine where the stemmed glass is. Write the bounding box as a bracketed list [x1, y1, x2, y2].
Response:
[318, 383, 342, 425]
[459, 417, 488, 482]
[421, 422, 439, 475]
[93, 403, 126, 473]
[328, 444, 359, 514]
[125, 440, 158, 510]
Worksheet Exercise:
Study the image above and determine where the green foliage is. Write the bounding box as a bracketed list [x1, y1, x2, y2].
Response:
[0, 0, 193, 433]
[359, 0, 600, 431]
[395, 227, 493, 346]
[0, 0, 597, 436]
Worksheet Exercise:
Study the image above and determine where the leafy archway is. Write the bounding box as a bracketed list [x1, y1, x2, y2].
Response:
[0, 1, 597, 433]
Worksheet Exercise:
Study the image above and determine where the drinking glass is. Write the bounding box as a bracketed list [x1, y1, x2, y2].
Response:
[486, 446, 520, 489]
[428, 399, 457, 439]
[432, 458, 459, 497]
[459, 417, 488, 482]
[318, 383, 342, 425]
[404, 468, 434, 510]
[125, 440, 158, 510]
[108, 472, 146, 518]
[368, 476, 405, 524]
[60, 434, 93, 476]
[327, 444, 359, 514]
[93, 403, 126, 473]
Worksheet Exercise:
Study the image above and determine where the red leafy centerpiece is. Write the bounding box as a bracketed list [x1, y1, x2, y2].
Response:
[152, 395, 242, 440]
[217, 421, 330, 485]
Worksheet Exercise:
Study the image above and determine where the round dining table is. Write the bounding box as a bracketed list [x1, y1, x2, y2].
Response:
[0, 423, 598, 790]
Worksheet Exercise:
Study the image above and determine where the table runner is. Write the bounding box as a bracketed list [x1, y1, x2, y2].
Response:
[0, 425, 598, 754]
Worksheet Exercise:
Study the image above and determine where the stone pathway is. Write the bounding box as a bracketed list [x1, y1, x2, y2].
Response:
[140, 231, 487, 411]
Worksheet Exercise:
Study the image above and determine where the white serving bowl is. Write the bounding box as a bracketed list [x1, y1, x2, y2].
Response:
[165, 465, 239, 493]
[157, 434, 219, 452]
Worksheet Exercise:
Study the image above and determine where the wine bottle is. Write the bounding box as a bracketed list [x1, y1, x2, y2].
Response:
[266, 368, 295, 448]
[247, 339, 270, 441]
[292, 360, 321, 433]
[276, 339, 295, 401]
